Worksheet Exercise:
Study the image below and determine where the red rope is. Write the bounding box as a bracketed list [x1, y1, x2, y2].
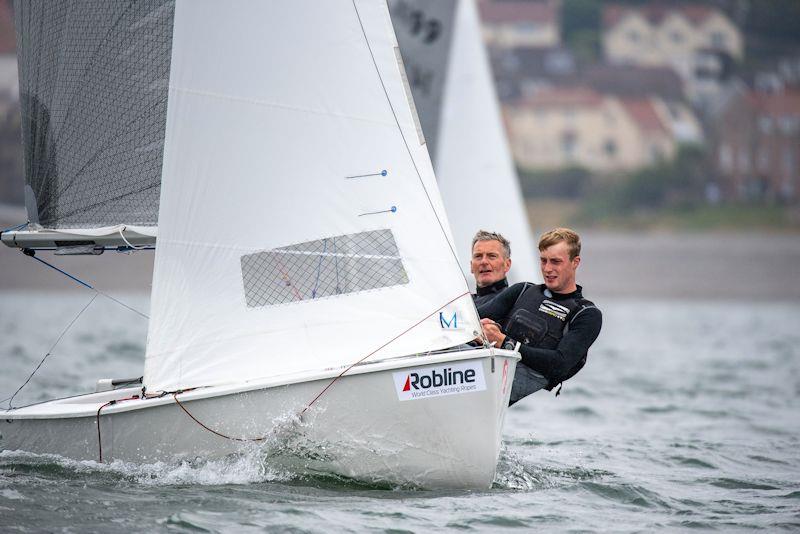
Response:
[169, 292, 473, 440]
[299, 291, 471, 415]
[172, 392, 267, 442]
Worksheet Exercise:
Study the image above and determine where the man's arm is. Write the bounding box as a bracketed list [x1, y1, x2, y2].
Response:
[516, 307, 602, 380]
[476, 282, 526, 321]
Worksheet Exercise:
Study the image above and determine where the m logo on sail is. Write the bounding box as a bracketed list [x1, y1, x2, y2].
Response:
[439, 311, 458, 329]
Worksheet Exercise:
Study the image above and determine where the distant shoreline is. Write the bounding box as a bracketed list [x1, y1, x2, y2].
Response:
[2, 211, 798, 300]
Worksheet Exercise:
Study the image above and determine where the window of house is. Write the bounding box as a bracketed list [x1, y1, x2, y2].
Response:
[628, 30, 640, 43]
[758, 148, 770, 172]
[604, 139, 617, 157]
[710, 31, 727, 49]
[780, 116, 798, 135]
[516, 22, 538, 35]
[759, 116, 773, 134]
[649, 144, 664, 163]
[738, 150, 750, 173]
[670, 31, 683, 44]
[719, 144, 733, 172]
[783, 148, 796, 175]
[561, 131, 577, 159]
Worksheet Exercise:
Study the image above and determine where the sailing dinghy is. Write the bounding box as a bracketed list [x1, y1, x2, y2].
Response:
[0, 1, 519, 488]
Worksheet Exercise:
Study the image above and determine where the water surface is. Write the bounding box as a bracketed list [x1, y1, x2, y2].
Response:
[1, 292, 798, 532]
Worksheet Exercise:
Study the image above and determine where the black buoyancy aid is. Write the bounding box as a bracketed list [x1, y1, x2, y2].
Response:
[502, 283, 595, 389]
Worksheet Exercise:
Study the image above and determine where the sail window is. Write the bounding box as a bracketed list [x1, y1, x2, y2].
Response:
[241, 229, 409, 307]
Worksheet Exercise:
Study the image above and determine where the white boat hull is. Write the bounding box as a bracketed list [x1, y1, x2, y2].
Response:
[1, 349, 518, 489]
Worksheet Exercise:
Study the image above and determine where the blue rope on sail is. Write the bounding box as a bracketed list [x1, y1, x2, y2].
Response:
[359, 205, 397, 217]
[345, 169, 388, 179]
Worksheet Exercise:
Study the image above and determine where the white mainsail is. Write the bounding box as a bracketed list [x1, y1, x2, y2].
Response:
[392, 0, 538, 284]
[143, 0, 480, 393]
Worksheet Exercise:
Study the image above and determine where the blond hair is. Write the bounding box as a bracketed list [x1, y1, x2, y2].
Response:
[538, 228, 581, 260]
[471, 230, 511, 259]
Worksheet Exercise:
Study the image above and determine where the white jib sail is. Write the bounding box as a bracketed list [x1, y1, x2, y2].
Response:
[436, 0, 538, 285]
[143, 0, 480, 393]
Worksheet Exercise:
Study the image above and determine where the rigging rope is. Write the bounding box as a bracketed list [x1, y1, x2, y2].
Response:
[96, 394, 140, 462]
[3, 249, 149, 409]
[118, 225, 149, 250]
[22, 248, 149, 319]
[1, 222, 28, 233]
[6, 293, 98, 409]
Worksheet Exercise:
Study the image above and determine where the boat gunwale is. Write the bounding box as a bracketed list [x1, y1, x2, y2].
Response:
[1, 348, 519, 419]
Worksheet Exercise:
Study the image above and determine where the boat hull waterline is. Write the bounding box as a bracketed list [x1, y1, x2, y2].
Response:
[1, 349, 518, 489]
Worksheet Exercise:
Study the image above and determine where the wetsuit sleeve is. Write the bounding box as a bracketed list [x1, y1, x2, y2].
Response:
[517, 306, 602, 381]
[476, 283, 525, 321]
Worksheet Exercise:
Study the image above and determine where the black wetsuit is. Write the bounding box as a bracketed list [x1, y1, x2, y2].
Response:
[478, 283, 602, 404]
[472, 278, 509, 307]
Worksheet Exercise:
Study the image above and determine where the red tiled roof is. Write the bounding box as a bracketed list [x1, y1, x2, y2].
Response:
[603, 3, 716, 29]
[746, 90, 800, 117]
[517, 86, 604, 108]
[0, 0, 15, 55]
[619, 98, 669, 134]
[479, 0, 559, 25]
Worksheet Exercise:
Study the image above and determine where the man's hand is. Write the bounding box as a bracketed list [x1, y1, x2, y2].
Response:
[479, 318, 506, 346]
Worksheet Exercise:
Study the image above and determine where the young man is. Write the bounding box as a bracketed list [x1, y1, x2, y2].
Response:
[477, 228, 602, 405]
[470, 230, 512, 307]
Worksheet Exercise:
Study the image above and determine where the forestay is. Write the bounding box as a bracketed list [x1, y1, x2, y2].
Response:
[143, 0, 480, 393]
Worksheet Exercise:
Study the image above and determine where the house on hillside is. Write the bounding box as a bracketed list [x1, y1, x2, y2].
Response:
[582, 64, 703, 145]
[478, 0, 561, 49]
[714, 88, 800, 203]
[602, 4, 742, 108]
[489, 45, 577, 101]
[503, 87, 682, 173]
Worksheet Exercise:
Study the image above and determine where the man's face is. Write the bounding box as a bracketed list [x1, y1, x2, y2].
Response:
[540, 241, 580, 293]
[470, 240, 511, 288]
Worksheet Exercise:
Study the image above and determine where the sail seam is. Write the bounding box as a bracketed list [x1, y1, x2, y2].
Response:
[173, 87, 398, 128]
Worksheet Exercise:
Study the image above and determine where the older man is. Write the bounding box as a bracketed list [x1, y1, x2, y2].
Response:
[478, 228, 602, 405]
[470, 230, 512, 307]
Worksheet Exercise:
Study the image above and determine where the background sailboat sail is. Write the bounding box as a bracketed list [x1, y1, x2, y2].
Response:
[143, 0, 481, 393]
[11, 1, 172, 241]
[387, 0, 457, 159]
[391, 0, 538, 284]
